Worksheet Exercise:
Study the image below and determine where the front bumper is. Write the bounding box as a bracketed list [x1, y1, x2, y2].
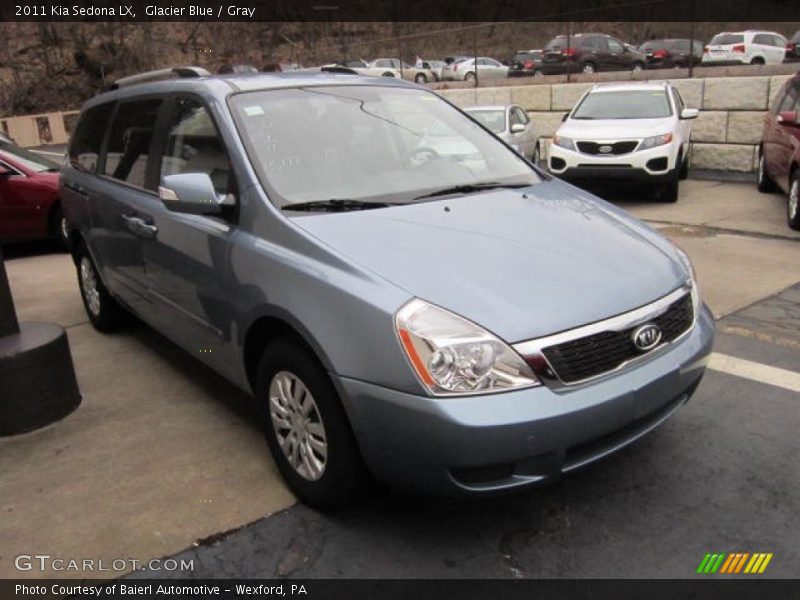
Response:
[337, 305, 714, 496]
[549, 142, 677, 185]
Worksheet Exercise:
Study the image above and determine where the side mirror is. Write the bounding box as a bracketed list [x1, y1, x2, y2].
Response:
[510, 123, 526, 133]
[159, 173, 230, 215]
[680, 108, 700, 120]
[0, 165, 11, 177]
[777, 111, 798, 126]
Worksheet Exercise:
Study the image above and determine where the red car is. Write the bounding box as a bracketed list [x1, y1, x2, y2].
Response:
[758, 72, 800, 230]
[0, 140, 66, 245]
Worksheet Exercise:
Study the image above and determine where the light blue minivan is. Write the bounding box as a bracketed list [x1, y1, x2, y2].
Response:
[62, 68, 714, 508]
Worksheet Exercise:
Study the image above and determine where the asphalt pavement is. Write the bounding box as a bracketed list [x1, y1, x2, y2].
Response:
[137, 285, 800, 579]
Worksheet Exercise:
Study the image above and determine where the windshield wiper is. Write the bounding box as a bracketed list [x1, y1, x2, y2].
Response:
[414, 181, 530, 201]
[281, 199, 398, 212]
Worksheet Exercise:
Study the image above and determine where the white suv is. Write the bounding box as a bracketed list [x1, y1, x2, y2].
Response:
[702, 30, 787, 66]
[549, 82, 698, 202]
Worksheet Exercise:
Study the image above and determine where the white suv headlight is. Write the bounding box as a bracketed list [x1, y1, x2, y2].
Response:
[638, 132, 674, 151]
[674, 246, 701, 319]
[395, 299, 540, 396]
[553, 135, 576, 151]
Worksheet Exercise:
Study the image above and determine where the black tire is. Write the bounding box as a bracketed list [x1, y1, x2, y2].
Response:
[581, 62, 597, 74]
[757, 150, 777, 193]
[256, 338, 370, 510]
[632, 62, 645, 72]
[660, 172, 680, 203]
[465, 71, 476, 82]
[532, 144, 541, 166]
[49, 204, 69, 249]
[533, 69, 544, 77]
[750, 57, 765, 65]
[380, 72, 395, 78]
[788, 171, 800, 231]
[74, 242, 126, 332]
[679, 151, 689, 180]
[414, 73, 428, 84]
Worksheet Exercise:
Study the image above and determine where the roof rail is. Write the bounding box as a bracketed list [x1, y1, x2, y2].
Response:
[109, 66, 210, 90]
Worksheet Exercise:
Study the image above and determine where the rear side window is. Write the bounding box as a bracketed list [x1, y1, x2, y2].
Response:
[160, 98, 233, 197]
[710, 33, 744, 45]
[68, 103, 114, 173]
[103, 99, 162, 189]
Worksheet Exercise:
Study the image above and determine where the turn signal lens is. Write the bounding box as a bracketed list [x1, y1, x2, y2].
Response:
[395, 299, 540, 396]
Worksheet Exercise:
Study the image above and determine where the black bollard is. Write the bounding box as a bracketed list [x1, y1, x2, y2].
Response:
[0, 245, 81, 436]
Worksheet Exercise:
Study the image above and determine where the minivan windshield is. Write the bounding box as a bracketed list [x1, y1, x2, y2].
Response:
[572, 90, 672, 120]
[231, 86, 540, 208]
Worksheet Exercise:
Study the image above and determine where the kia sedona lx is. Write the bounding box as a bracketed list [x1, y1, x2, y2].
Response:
[61, 68, 714, 508]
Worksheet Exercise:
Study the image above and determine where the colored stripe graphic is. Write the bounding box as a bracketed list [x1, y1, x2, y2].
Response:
[719, 554, 736, 573]
[705, 552, 774, 574]
[697, 554, 712, 573]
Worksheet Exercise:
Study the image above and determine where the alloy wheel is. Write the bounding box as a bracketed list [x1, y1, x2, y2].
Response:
[269, 371, 328, 481]
[79, 257, 101, 316]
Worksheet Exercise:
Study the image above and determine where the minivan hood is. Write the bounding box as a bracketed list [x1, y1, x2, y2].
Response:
[294, 180, 687, 342]
[559, 117, 673, 140]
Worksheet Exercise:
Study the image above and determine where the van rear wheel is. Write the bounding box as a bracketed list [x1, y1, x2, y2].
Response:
[74, 242, 126, 332]
[256, 338, 370, 510]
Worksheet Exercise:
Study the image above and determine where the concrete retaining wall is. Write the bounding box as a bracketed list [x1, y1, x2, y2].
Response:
[437, 74, 796, 173]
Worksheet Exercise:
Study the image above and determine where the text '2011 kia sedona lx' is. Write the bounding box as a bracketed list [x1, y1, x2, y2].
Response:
[61, 68, 714, 508]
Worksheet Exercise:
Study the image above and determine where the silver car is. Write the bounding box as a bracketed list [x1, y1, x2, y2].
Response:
[62, 69, 713, 508]
[465, 104, 539, 161]
[441, 57, 509, 81]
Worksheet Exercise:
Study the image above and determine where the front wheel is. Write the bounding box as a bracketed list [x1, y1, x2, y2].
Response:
[788, 173, 800, 231]
[757, 151, 777, 193]
[414, 73, 428, 84]
[679, 152, 689, 180]
[465, 71, 476, 82]
[659, 174, 680, 203]
[257, 338, 370, 510]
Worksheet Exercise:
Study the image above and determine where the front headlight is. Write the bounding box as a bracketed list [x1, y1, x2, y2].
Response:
[674, 246, 701, 319]
[395, 299, 540, 396]
[638, 132, 674, 151]
[553, 135, 576, 151]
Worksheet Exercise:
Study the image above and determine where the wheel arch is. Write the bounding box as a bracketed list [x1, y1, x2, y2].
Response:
[242, 308, 335, 394]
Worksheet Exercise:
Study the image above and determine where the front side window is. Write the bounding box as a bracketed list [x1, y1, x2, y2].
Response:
[68, 102, 114, 173]
[160, 98, 233, 197]
[103, 99, 161, 189]
[231, 86, 540, 208]
[607, 39, 625, 53]
[573, 90, 673, 120]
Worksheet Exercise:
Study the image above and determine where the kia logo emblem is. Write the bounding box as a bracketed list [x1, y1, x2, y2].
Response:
[598, 145, 613, 154]
[632, 323, 662, 351]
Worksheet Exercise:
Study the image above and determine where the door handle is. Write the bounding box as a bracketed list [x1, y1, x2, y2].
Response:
[121, 214, 158, 239]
